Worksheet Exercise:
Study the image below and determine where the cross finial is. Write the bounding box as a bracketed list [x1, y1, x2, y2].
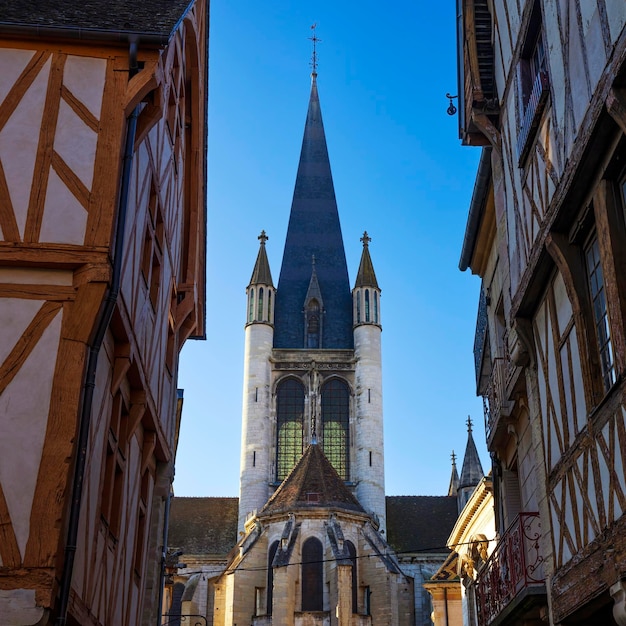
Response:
[258, 230, 268, 245]
[451, 450, 457, 466]
[309, 23, 321, 77]
[467, 415, 473, 432]
[360, 231, 371, 247]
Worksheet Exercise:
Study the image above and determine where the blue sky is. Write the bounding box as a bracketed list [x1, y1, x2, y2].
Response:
[174, 0, 489, 498]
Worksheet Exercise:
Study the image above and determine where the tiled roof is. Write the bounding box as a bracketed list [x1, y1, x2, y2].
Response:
[0, 0, 194, 41]
[261, 444, 365, 515]
[168, 497, 238, 556]
[274, 75, 353, 349]
[386, 496, 458, 554]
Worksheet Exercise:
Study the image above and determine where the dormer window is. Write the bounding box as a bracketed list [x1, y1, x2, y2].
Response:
[306, 299, 321, 348]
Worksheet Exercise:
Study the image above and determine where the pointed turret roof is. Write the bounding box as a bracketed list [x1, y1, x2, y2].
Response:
[261, 444, 365, 516]
[354, 231, 380, 289]
[459, 417, 484, 489]
[274, 75, 353, 349]
[248, 230, 274, 287]
[448, 451, 460, 496]
[304, 257, 323, 304]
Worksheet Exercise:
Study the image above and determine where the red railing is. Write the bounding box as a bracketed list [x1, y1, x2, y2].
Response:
[474, 513, 545, 626]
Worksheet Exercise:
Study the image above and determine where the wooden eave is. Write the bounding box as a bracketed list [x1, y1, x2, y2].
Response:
[460, 0, 499, 146]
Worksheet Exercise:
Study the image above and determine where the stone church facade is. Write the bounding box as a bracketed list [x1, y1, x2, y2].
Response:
[166, 69, 470, 625]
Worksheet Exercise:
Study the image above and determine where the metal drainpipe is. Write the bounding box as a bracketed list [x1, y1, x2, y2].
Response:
[444, 586, 449, 626]
[55, 40, 140, 626]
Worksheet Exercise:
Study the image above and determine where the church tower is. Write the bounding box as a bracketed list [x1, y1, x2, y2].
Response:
[238, 69, 387, 534]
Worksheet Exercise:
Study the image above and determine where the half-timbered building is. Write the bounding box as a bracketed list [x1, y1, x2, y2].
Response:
[0, 2, 208, 624]
[458, 0, 626, 624]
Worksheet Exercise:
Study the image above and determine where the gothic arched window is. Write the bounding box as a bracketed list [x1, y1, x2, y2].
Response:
[268, 290, 272, 322]
[321, 379, 350, 480]
[267, 540, 278, 615]
[374, 292, 378, 324]
[248, 288, 254, 322]
[356, 290, 361, 323]
[276, 379, 304, 481]
[258, 287, 264, 321]
[346, 540, 357, 613]
[306, 299, 320, 348]
[302, 537, 323, 611]
[365, 289, 370, 322]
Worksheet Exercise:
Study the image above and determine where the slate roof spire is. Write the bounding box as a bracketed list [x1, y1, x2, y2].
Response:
[248, 230, 274, 287]
[273, 71, 353, 349]
[354, 231, 380, 289]
[448, 450, 460, 496]
[459, 416, 484, 489]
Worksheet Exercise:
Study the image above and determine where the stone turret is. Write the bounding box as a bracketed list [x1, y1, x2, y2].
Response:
[448, 451, 460, 496]
[352, 232, 386, 533]
[239, 231, 275, 531]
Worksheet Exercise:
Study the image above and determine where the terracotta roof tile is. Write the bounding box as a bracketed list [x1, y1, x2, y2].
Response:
[261, 444, 365, 515]
[168, 497, 238, 556]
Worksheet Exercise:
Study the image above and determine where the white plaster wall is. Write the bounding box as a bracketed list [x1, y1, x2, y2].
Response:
[239, 322, 274, 532]
[353, 324, 385, 534]
[0, 299, 62, 561]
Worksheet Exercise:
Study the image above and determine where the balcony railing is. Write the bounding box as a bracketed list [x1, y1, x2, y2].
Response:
[475, 513, 545, 626]
[517, 70, 550, 165]
[483, 356, 514, 442]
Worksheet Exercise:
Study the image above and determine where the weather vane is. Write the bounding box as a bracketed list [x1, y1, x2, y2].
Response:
[309, 23, 321, 75]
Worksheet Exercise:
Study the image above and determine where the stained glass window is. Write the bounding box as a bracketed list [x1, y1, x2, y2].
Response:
[276, 379, 304, 481]
[321, 379, 349, 480]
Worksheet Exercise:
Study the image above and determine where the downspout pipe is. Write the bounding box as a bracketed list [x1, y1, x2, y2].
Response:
[156, 480, 174, 625]
[55, 40, 141, 626]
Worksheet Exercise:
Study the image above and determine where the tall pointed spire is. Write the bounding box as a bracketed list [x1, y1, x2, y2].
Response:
[274, 60, 352, 349]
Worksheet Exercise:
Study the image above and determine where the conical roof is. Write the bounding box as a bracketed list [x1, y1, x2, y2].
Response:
[274, 75, 353, 349]
[354, 232, 379, 289]
[448, 451, 460, 496]
[459, 417, 484, 489]
[248, 230, 274, 287]
[261, 444, 365, 515]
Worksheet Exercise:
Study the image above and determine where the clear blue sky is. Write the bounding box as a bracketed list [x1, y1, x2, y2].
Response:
[174, 0, 489, 498]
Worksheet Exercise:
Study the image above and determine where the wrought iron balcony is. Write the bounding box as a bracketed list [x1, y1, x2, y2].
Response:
[474, 513, 545, 626]
[483, 356, 514, 442]
[517, 70, 550, 165]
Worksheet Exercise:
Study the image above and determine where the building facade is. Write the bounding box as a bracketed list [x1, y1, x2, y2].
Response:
[457, 0, 626, 624]
[0, 2, 207, 624]
[166, 68, 460, 626]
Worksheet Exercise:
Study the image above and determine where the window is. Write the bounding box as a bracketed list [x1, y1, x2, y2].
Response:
[365, 290, 370, 322]
[585, 234, 616, 391]
[268, 290, 272, 322]
[517, 1, 549, 163]
[276, 379, 304, 481]
[258, 287, 264, 321]
[356, 291, 361, 323]
[248, 288, 254, 323]
[374, 292, 378, 324]
[302, 538, 323, 611]
[321, 379, 350, 480]
[306, 299, 321, 348]
[141, 187, 164, 310]
[100, 392, 129, 538]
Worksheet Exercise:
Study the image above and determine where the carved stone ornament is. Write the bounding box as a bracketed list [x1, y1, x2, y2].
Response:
[509, 319, 533, 367]
[610, 579, 626, 626]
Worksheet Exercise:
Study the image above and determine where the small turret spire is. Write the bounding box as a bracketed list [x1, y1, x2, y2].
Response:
[448, 450, 460, 496]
